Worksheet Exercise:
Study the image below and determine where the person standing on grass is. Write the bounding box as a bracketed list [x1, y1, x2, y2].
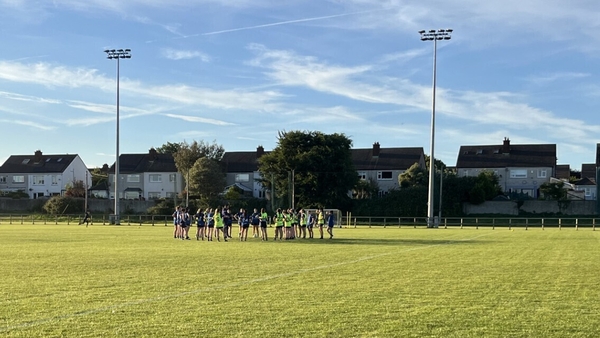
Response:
[306, 210, 315, 239]
[180, 208, 191, 240]
[317, 209, 325, 239]
[214, 207, 227, 242]
[326, 210, 335, 239]
[240, 209, 250, 241]
[284, 209, 294, 240]
[259, 208, 269, 241]
[273, 208, 284, 241]
[172, 206, 181, 239]
[195, 208, 206, 241]
[251, 208, 260, 238]
[206, 208, 215, 241]
[298, 209, 307, 239]
[223, 206, 233, 239]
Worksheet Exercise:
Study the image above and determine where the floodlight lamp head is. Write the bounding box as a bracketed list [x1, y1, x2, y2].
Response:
[418, 30, 425, 34]
[447, 29, 453, 33]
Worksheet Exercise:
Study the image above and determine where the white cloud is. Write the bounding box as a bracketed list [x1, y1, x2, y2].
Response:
[161, 48, 211, 62]
[163, 113, 234, 126]
[525, 72, 591, 86]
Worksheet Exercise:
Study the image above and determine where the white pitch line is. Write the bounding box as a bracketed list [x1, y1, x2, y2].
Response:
[1, 231, 496, 333]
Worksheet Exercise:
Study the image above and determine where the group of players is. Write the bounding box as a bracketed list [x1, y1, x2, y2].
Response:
[172, 205, 335, 242]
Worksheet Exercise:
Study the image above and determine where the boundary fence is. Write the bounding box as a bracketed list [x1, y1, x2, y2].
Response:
[0, 214, 598, 230]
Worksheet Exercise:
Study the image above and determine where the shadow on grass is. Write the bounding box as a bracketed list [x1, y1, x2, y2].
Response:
[277, 237, 490, 246]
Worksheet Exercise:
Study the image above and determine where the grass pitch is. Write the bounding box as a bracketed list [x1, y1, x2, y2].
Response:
[1, 225, 599, 337]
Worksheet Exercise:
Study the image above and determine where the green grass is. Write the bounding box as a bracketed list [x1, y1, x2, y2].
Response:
[1, 225, 599, 337]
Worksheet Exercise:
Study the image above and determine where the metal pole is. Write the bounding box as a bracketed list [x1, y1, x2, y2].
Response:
[438, 165, 443, 222]
[85, 170, 88, 212]
[291, 169, 295, 210]
[115, 56, 120, 224]
[104, 48, 131, 225]
[419, 29, 452, 228]
[426, 37, 437, 228]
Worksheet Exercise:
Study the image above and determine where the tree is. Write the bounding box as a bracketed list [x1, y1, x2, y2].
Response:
[65, 180, 86, 198]
[399, 162, 428, 188]
[469, 171, 502, 204]
[258, 131, 358, 209]
[90, 167, 108, 187]
[188, 157, 226, 199]
[352, 178, 379, 199]
[155, 142, 182, 154]
[540, 181, 570, 213]
[163, 140, 225, 204]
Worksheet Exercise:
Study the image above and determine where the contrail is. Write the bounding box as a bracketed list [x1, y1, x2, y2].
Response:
[146, 9, 384, 43]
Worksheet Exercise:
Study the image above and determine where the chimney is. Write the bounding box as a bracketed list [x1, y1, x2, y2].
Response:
[257, 145, 265, 158]
[372, 142, 381, 158]
[149, 148, 158, 159]
[102, 163, 109, 173]
[502, 137, 510, 154]
[34, 150, 42, 163]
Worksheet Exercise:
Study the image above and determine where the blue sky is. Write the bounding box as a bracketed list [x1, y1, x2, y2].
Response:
[0, 1, 599, 171]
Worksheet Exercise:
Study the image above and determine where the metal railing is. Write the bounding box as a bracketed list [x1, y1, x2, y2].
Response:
[0, 214, 597, 230]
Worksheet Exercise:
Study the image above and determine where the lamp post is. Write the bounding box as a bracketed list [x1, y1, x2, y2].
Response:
[104, 48, 131, 225]
[419, 29, 452, 228]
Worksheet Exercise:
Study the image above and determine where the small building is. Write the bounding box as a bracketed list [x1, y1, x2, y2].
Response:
[108, 148, 182, 200]
[0, 150, 91, 199]
[456, 138, 557, 198]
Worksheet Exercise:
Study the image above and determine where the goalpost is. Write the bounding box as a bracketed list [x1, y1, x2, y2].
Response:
[303, 209, 343, 228]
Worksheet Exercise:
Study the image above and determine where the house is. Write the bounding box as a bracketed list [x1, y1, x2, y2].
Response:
[555, 164, 570, 180]
[108, 148, 183, 200]
[573, 177, 596, 200]
[352, 143, 425, 196]
[581, 163, 596, 182]
[0, 150, 91, 199]
[455, 138, 557, 198]
[221, 143, 426, 199]
[221, 146, 267, 199]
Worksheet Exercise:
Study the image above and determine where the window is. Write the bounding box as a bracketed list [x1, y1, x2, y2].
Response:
[377, 171, 393, 180]
[51, 176, 58, 185]
[584, 188, 592, 197]
[358, 172, 367, 180]
[0, 176, 6, 184]
[378, 190, 389, 198]
[169, 174, 176, 182]
[235, 173, 250, 182]
[510, 170, 527, 178]
[22, 159, 30, 164]
[13, 175, 24, 183]
[127, 174, 140, 183]
[166, 192, 176, 198]
[32, 175, 44, 185]
[124, 191, 139, 200]
[149, 174, 162, 183]
[148, 192, 161, 199]
[538, 170, 547, 178]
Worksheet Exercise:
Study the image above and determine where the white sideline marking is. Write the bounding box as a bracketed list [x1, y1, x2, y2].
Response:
[1, 232, 495, 333]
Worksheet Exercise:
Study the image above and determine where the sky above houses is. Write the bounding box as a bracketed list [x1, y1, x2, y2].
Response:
[0, 1, 599, 170]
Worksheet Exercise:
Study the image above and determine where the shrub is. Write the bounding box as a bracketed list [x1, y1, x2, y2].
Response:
[43, 196, 84, 215]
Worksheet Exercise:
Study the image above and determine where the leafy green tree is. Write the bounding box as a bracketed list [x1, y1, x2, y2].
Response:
[469, 171, 502, 204]
[352, 178, 379, 199]
[258, 131, 358, 209]
[90, 167, 108, 187]
[43, 196, 83, 214]
[155, 142, 182, 154]
[188, 157, 226, 199]
[540, 181, 570, 213]
[399, 162, 428, 188]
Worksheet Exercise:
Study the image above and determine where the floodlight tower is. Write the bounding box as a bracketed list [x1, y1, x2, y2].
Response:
[418, 29, 452, 228]
[104, 48, 131, 225]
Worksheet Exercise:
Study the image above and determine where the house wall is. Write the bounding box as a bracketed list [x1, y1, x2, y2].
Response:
[110, 172, 182, 200]
[458, 166, 553, 198]
[464, 200, 596, 215]
[0, 173, 30, 194]
[359, 170, 405, 194]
